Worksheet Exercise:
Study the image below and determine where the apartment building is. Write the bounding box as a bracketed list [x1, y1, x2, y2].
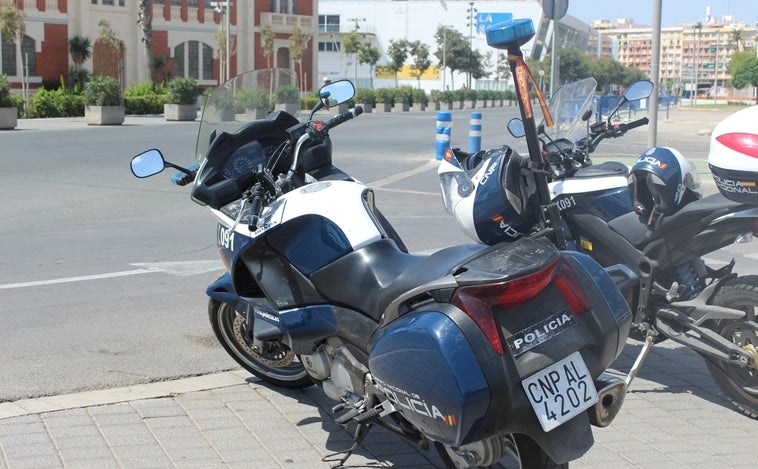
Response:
[0, 0, 319, 91]
[592, 19, 756, 98]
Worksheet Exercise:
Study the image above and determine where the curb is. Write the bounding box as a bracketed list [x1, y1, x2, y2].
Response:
[0, 369, 250, 420]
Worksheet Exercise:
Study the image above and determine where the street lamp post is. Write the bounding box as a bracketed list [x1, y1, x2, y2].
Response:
[691, 22, 701, 106]
[466, 2, 477, 89]
[211, 1, 232, 83]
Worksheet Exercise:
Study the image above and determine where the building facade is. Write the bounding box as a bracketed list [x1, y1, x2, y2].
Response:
[0, 0, 320, 91]
[592, 19, 757, 98]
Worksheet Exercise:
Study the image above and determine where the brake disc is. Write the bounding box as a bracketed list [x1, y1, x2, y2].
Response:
[232, 315, 295, 368]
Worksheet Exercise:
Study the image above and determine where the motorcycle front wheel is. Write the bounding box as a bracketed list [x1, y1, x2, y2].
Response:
[706, 275, 758, 419]
[435, 433, 567, 469]
[208, 299, 312, 388]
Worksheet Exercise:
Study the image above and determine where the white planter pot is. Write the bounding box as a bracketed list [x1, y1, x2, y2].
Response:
[85, 105, 124, 125]
[0, 107, 17, 129]
[164, 103, 196, 121]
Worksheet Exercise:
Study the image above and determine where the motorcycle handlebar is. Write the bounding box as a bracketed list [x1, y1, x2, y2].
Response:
[171, 171, 196, 186]
[615, 117, 649, 134]
[323, 106, 364, 131]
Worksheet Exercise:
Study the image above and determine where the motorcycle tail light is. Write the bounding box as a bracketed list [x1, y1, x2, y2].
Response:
[715, 132, 758, 158]
[452, 258, 590, 355]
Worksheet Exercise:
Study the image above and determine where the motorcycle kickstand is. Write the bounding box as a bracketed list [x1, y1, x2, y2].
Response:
[625, 326, 659, 388]
[321, 422, 372, 469]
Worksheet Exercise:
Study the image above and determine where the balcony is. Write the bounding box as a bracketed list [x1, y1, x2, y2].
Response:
[260, 12, 314, 33]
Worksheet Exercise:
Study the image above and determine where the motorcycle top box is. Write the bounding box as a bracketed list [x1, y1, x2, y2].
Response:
[708, 105, 758, 205]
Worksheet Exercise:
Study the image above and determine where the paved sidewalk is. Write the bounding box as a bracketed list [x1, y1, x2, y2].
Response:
[2, 339, 756, 469]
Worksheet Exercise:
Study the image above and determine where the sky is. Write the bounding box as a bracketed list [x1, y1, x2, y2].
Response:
[565, 0, 758, 27]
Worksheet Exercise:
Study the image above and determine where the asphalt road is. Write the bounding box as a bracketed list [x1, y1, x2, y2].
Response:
[1, 105, 756, 403]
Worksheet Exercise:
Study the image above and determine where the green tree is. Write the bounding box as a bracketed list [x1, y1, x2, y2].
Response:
[261, 23, 274, 70]
[0, 1, 23, 52]
[343, 30, 362, 82]
[289, 25, 310, 91]
[358, 41, 381, 88]
[434, 26, 469, 89]
[558, 47, 591, 85]
[408, 40, 431, 89]
[730, 51, 758, 103]
[1, 2, 27, 115]
[387, 39, 409, 87]
[589, 57, 624, 93]
[493, 52, 511, 85]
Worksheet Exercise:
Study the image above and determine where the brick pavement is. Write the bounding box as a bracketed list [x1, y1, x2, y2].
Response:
[1, 339, 756, 469]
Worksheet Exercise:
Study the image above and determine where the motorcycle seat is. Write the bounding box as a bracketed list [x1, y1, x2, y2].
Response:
[608, 193, 745, 248]
[310, 239, 486, 321]
[573, 161, 628, 179]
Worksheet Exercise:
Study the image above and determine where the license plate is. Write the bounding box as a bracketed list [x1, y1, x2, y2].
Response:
[521, 351, 598, 432]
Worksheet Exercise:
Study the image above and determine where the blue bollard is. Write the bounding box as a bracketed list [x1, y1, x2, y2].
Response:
[436, 111, 452, 160]
[469, 112, 482, 153]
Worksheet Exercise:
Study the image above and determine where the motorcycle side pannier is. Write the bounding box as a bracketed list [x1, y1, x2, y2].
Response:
[708, 105, 758, 205]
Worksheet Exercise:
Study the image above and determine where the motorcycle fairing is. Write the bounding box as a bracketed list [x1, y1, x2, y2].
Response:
[192, 111, 299, 209]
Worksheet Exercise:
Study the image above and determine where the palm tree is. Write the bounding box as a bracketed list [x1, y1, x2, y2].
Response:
[731, 28, 745, 53]
[137, 0, 155, 84]
[68, 35, 92, 72]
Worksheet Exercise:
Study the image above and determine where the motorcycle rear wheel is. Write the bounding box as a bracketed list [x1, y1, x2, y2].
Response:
[435, 433, 567, 469]
[208, 300, 312, 388]
[706, 275, 758, 419]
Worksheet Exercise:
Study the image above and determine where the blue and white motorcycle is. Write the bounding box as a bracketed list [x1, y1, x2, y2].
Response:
[131, 25, 635, 466]
[444, 69, 758, 419]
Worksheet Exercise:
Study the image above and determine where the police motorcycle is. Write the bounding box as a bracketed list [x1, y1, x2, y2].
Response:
[444, 63, 758, 419]
[130, 42, 636, 468]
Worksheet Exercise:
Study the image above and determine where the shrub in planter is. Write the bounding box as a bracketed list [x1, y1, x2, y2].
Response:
[0, 73, 18, 129]
[375, 88, 395, 112]
[465, 88, 478, 108]
[274, 84, 300, 115]
[84, 75, 124, 125]
[453, 89, 466, 109]
[85, 75, 123, 106]
[354, 88, 376, 112]
[202, 87, 236, 121]
[164, 77, 199, 120]
[237, 87, 271, 120]
[166, 77, 200, 105]
[412, 88, 428, 111]
[441, 90, 455, 110]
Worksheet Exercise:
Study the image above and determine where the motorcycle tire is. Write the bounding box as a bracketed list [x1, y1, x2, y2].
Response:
[705, 275, 758, 419]
[208, 299, 313, 389]
[434, 434, 567, 469]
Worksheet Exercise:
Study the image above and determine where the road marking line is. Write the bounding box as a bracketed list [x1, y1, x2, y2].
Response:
[0, 269, 154, 290]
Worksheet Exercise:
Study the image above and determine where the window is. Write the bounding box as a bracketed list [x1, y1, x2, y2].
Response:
[0, 33, 36, 77]
[318, 41, 341, 52]
[271, 0, 297, 14]
[174, 41, 214, 80]
[319, 15, 340, 33]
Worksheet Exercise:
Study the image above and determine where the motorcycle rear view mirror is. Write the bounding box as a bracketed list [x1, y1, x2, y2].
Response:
[622, 80, 654, 102]
[507, 118, 526, 138]
[319, 80, 355, 108]
[131, 149, 166, 178]
[607, 79, 654, 122]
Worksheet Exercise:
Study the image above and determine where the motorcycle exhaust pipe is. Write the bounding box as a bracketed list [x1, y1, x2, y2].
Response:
[588, 373, 627, 428]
